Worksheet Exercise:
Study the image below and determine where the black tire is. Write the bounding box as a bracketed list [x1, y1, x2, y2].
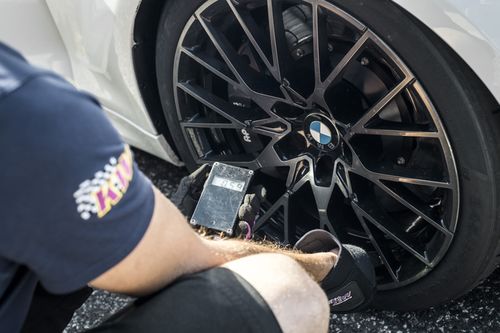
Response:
[156, 0, 500, 310]
[156, 0, 206, 171]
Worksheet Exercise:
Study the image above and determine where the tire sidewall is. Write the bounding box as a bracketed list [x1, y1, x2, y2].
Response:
[157, 0, 206, 171]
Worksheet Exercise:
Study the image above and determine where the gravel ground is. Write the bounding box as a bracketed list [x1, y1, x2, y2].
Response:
[65, 150, 500, 333]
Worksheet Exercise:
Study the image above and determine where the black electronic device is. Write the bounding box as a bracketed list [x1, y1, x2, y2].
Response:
[190, 162, 254, 235]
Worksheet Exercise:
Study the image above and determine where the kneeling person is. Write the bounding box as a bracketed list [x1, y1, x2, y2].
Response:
[0, 42, 337, 333]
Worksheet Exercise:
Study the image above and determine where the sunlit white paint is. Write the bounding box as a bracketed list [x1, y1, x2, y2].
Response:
[43, 0, 181, 165]
[0, 0, 72, 78]
[395, 0, 500, 104]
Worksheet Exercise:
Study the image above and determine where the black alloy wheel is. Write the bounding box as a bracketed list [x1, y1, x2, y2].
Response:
[157, 0, 500, 310]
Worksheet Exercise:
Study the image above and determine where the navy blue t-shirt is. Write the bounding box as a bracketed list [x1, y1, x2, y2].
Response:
[0, 43, 154, 332]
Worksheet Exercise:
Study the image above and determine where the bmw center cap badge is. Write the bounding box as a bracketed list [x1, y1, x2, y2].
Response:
[305, 114, 340, 151]
[310, 121, 333, 145]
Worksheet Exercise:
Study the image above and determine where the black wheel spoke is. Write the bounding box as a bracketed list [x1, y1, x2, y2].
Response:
[287, 157, 311, 189]
[348, 76, 415, 139]
[349, 149, 452, 189]
[226, 0, 275, 78]
[334, 159, 352, 198]
[197, 11, 280, 96]
[181, 115, 242, 129]
[196, 12, 249, 85]
[312, 2, 330, 86]
[311, 182, 336, 233]
[357, 213, 400, 282]
[374, 171, 452, 189]
[254, 192, 295, 244]
[375, 180, 453, 236]
[356, 127, 439, 138]
[181, 47, 239, 87]
[251, 118, 288, 137]
[178, 82, 251, 125]
[267, 0, 293, 81]
[317, 30, 370, 96]
[280, 83, 308, 106]
[352, 202, 432, 267]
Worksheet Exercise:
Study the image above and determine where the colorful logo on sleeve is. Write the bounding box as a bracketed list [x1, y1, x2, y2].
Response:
[73, 146, 134, 220]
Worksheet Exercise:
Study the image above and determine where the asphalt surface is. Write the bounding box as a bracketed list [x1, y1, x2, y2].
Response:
[64, 150, 500, 333]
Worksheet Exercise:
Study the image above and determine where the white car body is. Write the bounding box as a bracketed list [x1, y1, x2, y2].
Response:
[1, 0, 499, 165]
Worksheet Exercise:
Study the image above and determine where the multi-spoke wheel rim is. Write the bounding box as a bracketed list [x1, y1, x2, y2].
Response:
[173, 0, 459, 289]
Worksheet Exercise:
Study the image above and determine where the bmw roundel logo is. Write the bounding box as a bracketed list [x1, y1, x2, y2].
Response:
[309, 121, 332, 145]
[304, 113, 340, 151]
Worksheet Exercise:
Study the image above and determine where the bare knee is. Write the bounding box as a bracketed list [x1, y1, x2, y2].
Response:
[223, 253, 330, 333]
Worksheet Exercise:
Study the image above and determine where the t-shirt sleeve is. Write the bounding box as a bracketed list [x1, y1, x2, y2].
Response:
[0, 74, 155, 294]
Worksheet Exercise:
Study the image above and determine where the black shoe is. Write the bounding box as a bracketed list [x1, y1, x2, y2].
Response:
[294, 230, 376, 313]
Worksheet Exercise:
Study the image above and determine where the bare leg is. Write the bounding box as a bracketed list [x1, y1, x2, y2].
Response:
[223, 253, 330, 333]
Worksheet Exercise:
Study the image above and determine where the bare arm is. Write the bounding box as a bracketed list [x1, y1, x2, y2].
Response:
[90, 187, 336, 296]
